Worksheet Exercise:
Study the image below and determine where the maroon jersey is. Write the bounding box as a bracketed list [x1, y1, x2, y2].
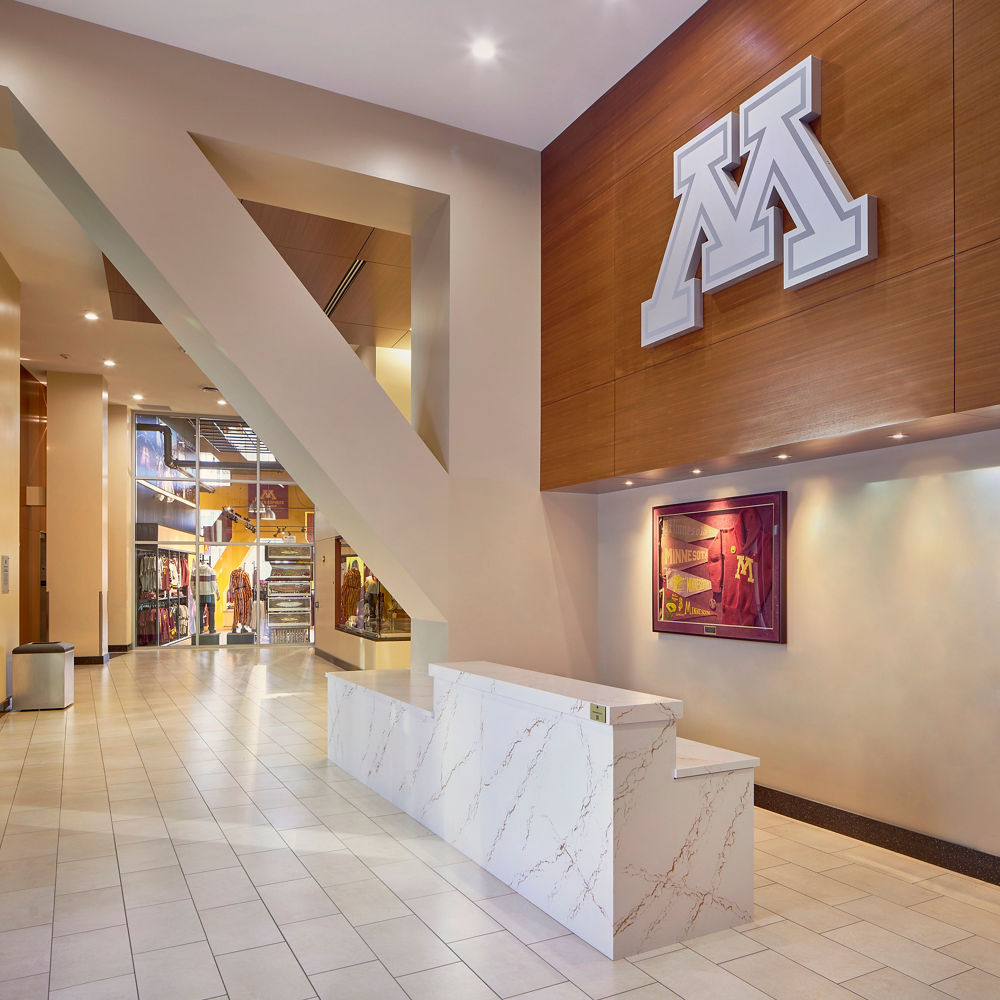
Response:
[707, 506, 773, 627]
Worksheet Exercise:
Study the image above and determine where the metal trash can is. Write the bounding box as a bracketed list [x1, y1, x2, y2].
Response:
[12, 642, 75, 710]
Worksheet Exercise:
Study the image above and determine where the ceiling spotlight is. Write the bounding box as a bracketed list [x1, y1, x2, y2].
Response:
[103, 359, 116, 367]
[691, 468, 703, 475]
[83, 311, 99, 322]
[624, 480, 633, 486]
[132, 393, 144, 401]
[470, 37, 497, 61]
[217, 399, 227, 406]
[889, 432, 908, 440]
[776, 453, 789, 460]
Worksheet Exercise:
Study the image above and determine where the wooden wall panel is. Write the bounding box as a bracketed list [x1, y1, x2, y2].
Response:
[541, 384, 614, 491]
[541, 186, 615, 405]
[540, 0, 987, 489]
[613, 0, 954, 382]
[614, 261, 955, 475]
[956, 240, 1000, 412]
[955, 0, 1000, 253]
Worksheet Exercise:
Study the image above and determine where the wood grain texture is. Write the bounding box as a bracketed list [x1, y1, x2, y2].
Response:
[242, 200, 370, 258]
[613, 0, 954, 382]
[540, 0, 973, 488]
[541, 383, 615, 491]
[956, 239, 1000, 411]
[614, 260, 955, 476]
[541, 185, 615, 405]
[103, 256, 159, 323]
[332, 260, 410, 330]
[955, 0, 1000, 252]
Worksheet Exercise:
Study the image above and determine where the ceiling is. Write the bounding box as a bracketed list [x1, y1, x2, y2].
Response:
[16, 0, 709, 150]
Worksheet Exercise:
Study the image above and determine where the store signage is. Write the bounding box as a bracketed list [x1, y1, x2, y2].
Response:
[641, 56, 877, 348]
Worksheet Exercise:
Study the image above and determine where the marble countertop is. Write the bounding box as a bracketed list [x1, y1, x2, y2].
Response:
[428, 661, 684, 725]
[326, 668, 435, 713]
[674, 737, 760, 778]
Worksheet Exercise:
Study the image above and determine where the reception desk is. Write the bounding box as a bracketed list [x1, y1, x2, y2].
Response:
[327, 661, 758, 959]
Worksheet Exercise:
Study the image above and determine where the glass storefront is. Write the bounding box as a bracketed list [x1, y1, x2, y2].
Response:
[133, 413, 315, 647]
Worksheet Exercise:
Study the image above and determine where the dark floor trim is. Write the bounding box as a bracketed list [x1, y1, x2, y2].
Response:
[755, 785, 1000, 886]
[74, 654, 110, 666]
[314, 647, 360, 671]
[109, 644, 132, 653]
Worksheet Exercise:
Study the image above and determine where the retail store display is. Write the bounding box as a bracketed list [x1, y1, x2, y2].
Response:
[652, 492, 786, 642]
[335, 539, 410, 640]
[196, 557, 220, 634]
[228, 566, 254, 633]
[136, 545, 195, 646]
[265, 543, 313, 644]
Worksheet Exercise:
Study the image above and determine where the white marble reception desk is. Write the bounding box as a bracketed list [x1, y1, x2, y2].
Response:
[327, 662, 758, 959]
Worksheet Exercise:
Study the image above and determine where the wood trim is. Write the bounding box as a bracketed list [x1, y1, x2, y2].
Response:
[956, 239, 1000, 411]
[541, 384, 615, 491]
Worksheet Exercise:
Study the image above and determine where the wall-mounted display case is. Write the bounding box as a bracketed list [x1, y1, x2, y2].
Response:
[265, 542, 313, 644]
[335, 539, 410, 641]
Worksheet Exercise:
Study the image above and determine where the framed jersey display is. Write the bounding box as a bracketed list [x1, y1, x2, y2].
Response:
[652, 492, 786, 643]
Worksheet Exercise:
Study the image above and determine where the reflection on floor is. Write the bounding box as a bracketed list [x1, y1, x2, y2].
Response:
[0, 647, 998, 1000]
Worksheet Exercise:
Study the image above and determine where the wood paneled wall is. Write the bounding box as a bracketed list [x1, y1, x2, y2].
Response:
[541, 0, 1000, 489]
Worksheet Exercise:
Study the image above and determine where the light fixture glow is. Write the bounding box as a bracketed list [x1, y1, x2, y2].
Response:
[624, 480, 633, 486]
[217, 398, 227, 406]
[470, 37, 496, 61]
[889, 432, 908, 440]
[776, 453, 790, 460]
[83, 311, 99, 322]
[692, 468, 702, 475]
[132, 393, 144, 401]
[103, 359, 116, 367]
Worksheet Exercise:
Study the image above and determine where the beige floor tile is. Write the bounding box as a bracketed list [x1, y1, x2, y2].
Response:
[257, 876, 340, 925]
[437, 860, 512, 900]
[838, 894, 971, 947]
[397, 960, 498, 999]
[374, 858, 454, 900]
[200, 898, 283, 954]
[920, 873, 1000, 916]
[724, 949, 859, 999]
[934, 968, 1000, 999]
[751, 835, 853, 873]
[357, 914, 455, 977]
[239, 845, 310, 886]
[743, 918, 881, 981]
[0, 828, 59, 860]
[682, 928, 766, 964]
[300, 848, 372, 886]
[0, 922, 52, 982]
[53, 885, 126, 936]
[215, 941, 316, 1000]
[311, 959, 409, 999]
[344, 833, 417, 868]
[49, 973, 139, 999]
[1, 972, 49, 999]
[174, 839, 240, 874]
[452, 930, 565, 998]
[769, 822, 861, 853]
[753, 883, 859, 933]
[324, 876, 411, 926]
[400, 834, 470, 868]
[532, 933, 654, 999]
[940, 936, 1000, 978]
[408, 890, 503, 943]
[282, 911, 376, 974]
[0, 885, 55, 931]
[836, 845, 947, 883]
[121, 863, 189, 908]
[134, 940, 226, 1000]
[56, 855, 121, 896]
[49, 924, 133, 990]
[57, 832, 117, 862]
[187, 864, 258, 909]
[115, 837, 178, 874]
[476, 892, 567, 946]
[635, 946, 770, 1000]
[825, 920, 971, 984]
[841, 966, 945, 999]
[126, 897, 207, 953]
[762, 863, 868, 905]
[279, 825, 344, 855]
[824, 864, 939, 907]
[912, 897, 1000, 944]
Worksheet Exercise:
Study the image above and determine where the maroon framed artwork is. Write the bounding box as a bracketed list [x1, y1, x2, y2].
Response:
[652, 492, 786, 643]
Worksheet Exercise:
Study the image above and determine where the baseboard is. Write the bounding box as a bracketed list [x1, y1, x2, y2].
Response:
[74, 654, 110, 666]
[108, 644, 132, 653]
[755, 784, 1000, 886]
[314, 647, 360, 671]
[0, 696, 12, 714]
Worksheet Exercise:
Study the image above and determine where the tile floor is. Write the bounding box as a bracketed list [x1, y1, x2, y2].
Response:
[1, 646, 998, 1000]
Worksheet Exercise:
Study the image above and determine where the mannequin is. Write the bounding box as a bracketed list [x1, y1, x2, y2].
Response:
[228, 564, 254, 633]
[340, 560, 362, 624]
[196, 557, 219, 633]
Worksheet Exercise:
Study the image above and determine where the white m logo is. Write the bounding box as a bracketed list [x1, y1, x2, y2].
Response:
[641, 57, 876, 348]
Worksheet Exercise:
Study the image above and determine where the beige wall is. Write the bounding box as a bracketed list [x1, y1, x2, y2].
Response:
[0, 2, 599, 678]
[107, 403, 131, 647]
[314, 534, 337, 656]
[46, 372, 108, 659]
[0, 251, 19, 699]
[597, 430, 1000, 856]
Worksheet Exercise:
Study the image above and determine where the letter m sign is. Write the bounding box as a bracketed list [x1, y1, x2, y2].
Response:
[641, 57, 876, 348]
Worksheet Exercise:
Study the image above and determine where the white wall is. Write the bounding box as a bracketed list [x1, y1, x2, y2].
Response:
[597, 430, 1000, 856]
[0, 250, 19, 699]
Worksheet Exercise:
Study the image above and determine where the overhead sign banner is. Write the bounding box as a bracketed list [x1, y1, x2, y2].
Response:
[641, 56, 877, 348]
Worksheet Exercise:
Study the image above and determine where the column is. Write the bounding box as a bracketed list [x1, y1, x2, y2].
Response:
[47, 372, 108, 662]
[107, 403, 132, 650]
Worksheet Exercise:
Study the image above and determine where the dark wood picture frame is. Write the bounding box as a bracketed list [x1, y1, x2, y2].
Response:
[652, 491, 787, 643]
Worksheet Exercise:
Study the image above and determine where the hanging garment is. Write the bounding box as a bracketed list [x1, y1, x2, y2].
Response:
[340, 565, 361, 623]
[228, 567, 254, 629]
[706, 506, 773, 628]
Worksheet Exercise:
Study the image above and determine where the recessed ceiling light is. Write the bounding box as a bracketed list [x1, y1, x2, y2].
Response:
[217, 399, 227, 406]
[132, 394, 144, 401]
[624, 480, 633, 486]
[889, 432, 908, 440]
[470, 37, 496, 61]
[776, 453, 789, 460]
[692, 468, 702, 475]
[83, 311, 99, 321]
[19, 356, 28, 361]
[103, 359, 116, 367]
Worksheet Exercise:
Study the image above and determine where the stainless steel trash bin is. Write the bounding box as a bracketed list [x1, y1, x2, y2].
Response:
[12, 642, 75, 710]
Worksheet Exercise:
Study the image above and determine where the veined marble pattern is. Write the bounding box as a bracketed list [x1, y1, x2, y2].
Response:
[327, 661, 758, 958]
